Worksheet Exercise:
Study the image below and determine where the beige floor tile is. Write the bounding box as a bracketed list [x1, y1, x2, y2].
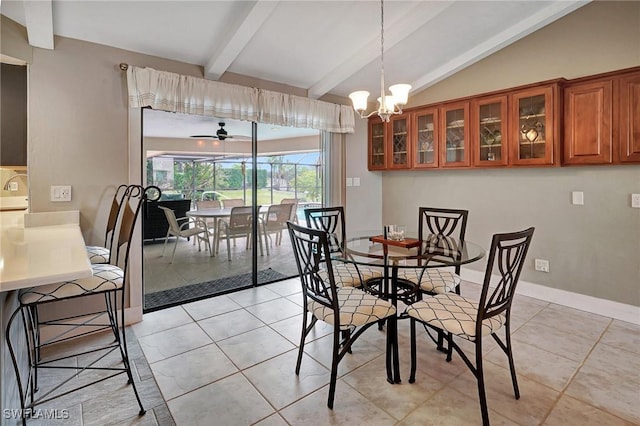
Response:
[244, 349, 330, 409]
[227, 286, 282, 307]
[302, 333, 385, 378]
[254, 413, 290, 426]
[599, 319, 640, 354]
[449, 360, 560, 425]
[245, 297, 303, 324]
[217, 326, 295, 369]
[279, 380, 397, 426]
[181, 294, 242, 321]
[269, 313, 335, 345]
[565, 363, 640, 423]
[543, 394, 637, 426]
[150, 343, 238, 400]
[512, 321, 597, 362]
[342, 355, 445, 420]
[528, 303, 611, 340]
[267, 278, 302, 296]
[398, 386, 518, 426]
[131, 306, 192, 338]
[168, 373, 274, 425]
[197, 308, 265, 341]
[138, 322, 212, 363]
[287, 292, 304, 306]
[485, 339, 581, 391]
[584, 341, 640, 383]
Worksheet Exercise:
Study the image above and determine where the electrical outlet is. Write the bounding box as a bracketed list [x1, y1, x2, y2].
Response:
[51, 185, 72, 202]
[8, 182, 18, 191]
[535, 259, 550, 273]
[571, 191, 584, 205]
[632, 194, 640, 208]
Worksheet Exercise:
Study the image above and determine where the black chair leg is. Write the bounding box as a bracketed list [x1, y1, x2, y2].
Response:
[296, 312, 310, 375]
[327, 328, 340, 409]
[504, 325, 520, 399]
[475, 340, 490, 426]
[409, 319, 417, 383]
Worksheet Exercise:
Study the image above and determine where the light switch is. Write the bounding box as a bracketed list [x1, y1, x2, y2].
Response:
[346, 178, 353, 187]
[632, 194, 640, 208]
[571, 191, 584, 205]
[353, 177, 361, 187]
[51, 185, 72, 202]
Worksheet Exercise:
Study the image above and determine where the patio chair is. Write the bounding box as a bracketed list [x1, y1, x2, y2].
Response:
[215, 205, 265, 261]
[195, 200, 221, 237]
[159, 205, 212, 263]
[280, 198, 299, 224]
[261, 203, 294, 248]
[222, 198, 244, 208]
[406, 227, 534, 426]
[287, 221, 396, 409]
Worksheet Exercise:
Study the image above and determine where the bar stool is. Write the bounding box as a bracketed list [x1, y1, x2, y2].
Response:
[85, 184, 129, 264]
[5, 185, 157, 425]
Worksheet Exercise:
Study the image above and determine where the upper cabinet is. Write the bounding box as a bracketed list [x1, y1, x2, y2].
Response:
[368, 117, 386, 170]
[441, 101, 470, 168]
[1, 63, 27, 167]
[472, 95, 508, 167]
[618, 71, 640, 163]
[411, 107, 439, 169]
[367, 67, 639, 171]
[562, 68, 640, 165]
[388, 114, 411, 169]
[509, 84, 559, 166]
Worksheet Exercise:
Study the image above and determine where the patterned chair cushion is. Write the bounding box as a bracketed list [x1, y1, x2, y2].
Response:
[86, 245, 110, 264]
[19, 264, 124, 305]
[397, 267, 461, 294]
[309, 286, 396, 330]
[405, 292, 505, 341]
[318, 263, 382, 288]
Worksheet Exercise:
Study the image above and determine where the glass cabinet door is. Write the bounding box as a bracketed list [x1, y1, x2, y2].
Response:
[368, 118, 386, 170]
[412, 107, 438, 168]
[474, 95, 508, 166]
[441, 102, 470, 167]
[388, 114, 410, 169]
[510, 85, 556, 165]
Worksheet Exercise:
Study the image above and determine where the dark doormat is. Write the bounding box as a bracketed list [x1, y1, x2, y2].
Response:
[144, 268, 290, 313]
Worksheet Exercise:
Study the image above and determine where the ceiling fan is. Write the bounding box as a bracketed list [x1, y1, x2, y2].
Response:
[190, 122, 250, 141]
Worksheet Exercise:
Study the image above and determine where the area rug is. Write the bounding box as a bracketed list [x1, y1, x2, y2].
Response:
[144, 268, 290, 312]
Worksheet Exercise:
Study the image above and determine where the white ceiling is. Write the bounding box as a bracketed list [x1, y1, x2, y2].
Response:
[1, 0, 589, 139]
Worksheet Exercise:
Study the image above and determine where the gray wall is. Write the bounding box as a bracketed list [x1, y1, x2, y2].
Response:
[378, 2, 640, 306]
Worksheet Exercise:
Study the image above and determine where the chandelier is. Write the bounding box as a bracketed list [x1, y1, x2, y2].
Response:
[349, 0, 411, 122]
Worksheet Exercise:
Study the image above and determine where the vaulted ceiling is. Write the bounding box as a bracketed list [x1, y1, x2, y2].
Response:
[1, 0, 589, 139]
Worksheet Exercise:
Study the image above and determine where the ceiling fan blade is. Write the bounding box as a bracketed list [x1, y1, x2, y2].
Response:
[190, 135, 217, 138]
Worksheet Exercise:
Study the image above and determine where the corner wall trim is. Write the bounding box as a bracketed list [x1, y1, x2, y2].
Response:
[460, 268, 640, 325]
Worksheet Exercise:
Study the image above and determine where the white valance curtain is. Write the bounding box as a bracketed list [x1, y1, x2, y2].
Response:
[127, 66, 355, 133]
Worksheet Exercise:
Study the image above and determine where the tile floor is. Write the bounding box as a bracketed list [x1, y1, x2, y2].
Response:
[26, 278, 640, 425]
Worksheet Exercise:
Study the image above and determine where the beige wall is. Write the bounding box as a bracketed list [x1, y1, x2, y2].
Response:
[378, 1, 640, 306]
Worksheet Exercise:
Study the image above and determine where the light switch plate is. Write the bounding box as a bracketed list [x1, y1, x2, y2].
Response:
[632, 194, 640, 208]
[353, 177, 361, 187]
[51, 185, 72, 202]
[346, 178, 353, 187]
[571, 191, 584, 205]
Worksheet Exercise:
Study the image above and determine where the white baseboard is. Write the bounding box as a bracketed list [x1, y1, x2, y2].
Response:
[460, 268, 640, 325]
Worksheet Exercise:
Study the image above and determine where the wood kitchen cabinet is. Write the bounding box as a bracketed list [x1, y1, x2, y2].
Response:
[472, 95, 508, 167]
[563, 79, 613, 165]
[440, 101, 470, 168]
[509, 84, 560, 166]
[618, 70, 640, 163]
[388, 114, 411, 169]
[368, 117, 386, 170]
[563, 68, 640, 165]
[411, 107, 439, 169]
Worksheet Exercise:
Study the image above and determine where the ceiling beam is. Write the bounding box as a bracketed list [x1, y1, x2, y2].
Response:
[23, 0, 54, 49]
[409, 0, 591, 94]
[307, 2, 453, 100]
[204, 1, 279, 81]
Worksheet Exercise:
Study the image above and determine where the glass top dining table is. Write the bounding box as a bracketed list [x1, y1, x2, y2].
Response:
[329, 232, 486, 384]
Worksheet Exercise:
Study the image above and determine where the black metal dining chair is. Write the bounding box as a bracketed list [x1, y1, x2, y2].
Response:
[405, 227, 534, 426]
[85, 184, 130, 264]
[305, 206, 382, 288]
[6, 185, 157, 425]
[287, 221, 396, 409]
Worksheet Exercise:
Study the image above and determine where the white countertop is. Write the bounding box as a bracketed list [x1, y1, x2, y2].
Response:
[0, 211, 92, 292]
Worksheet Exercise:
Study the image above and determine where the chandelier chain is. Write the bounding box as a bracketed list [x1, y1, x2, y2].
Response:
[380, 0, 385, 103]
